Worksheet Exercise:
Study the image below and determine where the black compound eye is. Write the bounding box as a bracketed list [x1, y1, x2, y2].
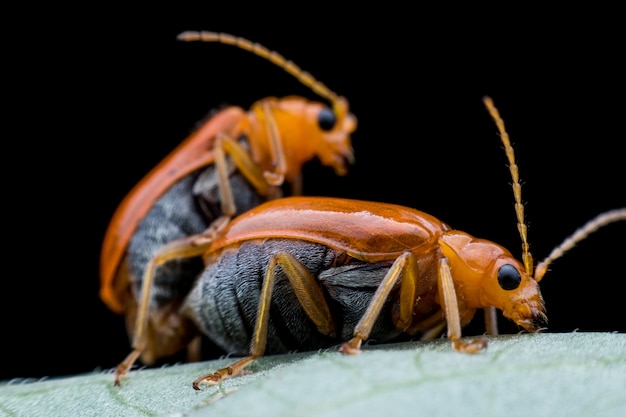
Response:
[497, 264, 521, 290]
[317, 107, 336, 131]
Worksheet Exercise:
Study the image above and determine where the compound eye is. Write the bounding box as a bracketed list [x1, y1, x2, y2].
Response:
[497, 264, 521, 290]
[317, 107, 336, 131]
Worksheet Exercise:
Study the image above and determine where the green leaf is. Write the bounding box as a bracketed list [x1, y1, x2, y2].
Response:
[1, 333, 625, 417]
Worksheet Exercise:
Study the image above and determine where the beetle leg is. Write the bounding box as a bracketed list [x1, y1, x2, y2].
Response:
[214, 132, 272, 203]
[290, 172, 303, 196]
[484, 306, 499, 335]
[213, 133, 236, 218]
[438, 258, 488, 353]
[114, 234, 220, 386]
[193, 132, 279, 247]
[340, 252, 417, 355]
[192, 251, 335, 389]
[259, 100, 287, 186]
[420, 320, 447, 341]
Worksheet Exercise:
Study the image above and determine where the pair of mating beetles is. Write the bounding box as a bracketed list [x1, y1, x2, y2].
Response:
[100, 31, 626, 389]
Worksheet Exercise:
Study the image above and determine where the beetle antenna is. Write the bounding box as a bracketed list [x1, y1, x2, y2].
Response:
[177, 31, 340, 104]
[483, 97, 533, 276]
[534, 208, 626, 282]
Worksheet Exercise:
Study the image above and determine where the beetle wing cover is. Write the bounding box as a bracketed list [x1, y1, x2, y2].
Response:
[100, 107, 246, 313]
[209, 196, 449, 263]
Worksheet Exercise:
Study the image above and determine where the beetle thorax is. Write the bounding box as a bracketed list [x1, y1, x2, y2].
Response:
[248, 97, 320, 182]
[439, 231, 514, 308]
[439, 231, 546, 332]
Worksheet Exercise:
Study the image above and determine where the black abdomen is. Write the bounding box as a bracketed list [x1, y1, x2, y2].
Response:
[184, 240, 405, 355]
[128, 164, 264, 311]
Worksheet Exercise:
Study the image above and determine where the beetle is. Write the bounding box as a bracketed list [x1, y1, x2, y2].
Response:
[112, 97, 626, 389]
[100, 31, 357, 367]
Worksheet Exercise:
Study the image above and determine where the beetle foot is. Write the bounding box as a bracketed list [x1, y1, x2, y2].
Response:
[192, 374, 220, 390]
[452, 337, 488, 354]
[263, 170, 285, 186]
[192, 216, 230, 246]
[113, 349, 142, 386]
[192, 355, 257, 389]
[192, 367, 234, 390]
[113, 366, 127, 387]
[339, 337, 362, 355]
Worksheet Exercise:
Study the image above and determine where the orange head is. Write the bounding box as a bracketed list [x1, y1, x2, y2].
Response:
[247, 96, 356, 181]
[310, 96, 356, 176]
[177, 31, 357, 182]
[440, 231, 547, 333]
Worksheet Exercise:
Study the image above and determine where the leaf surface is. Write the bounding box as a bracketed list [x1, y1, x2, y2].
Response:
[1, 333, 624, 417]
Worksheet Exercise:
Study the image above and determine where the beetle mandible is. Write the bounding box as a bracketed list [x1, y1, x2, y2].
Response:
[113, 97, 626, 389]
[100, 31, 356, 368]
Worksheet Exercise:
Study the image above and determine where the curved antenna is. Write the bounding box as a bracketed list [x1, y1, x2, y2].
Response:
[483, 97, 533, 276]
[534, 208, 626, 282]
[177, 31, 340, 104]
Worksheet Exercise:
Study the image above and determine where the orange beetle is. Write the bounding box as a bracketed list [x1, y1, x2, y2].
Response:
[100, 31, 356, 364]
[112, 97, 626, 388]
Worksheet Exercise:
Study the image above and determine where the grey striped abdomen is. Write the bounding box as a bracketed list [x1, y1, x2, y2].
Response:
[183, 240, 405, 355]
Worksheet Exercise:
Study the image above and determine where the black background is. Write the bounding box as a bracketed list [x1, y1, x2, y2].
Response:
[5, 7, 625, 382]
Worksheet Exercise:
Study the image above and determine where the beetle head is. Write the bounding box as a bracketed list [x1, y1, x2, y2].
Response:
[251, 96, 356, 181]
[486, 257, 547, 333]
[441, 232, 547, 333]
[312, 96, 356, 176]
[178, 31, 357, 182]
